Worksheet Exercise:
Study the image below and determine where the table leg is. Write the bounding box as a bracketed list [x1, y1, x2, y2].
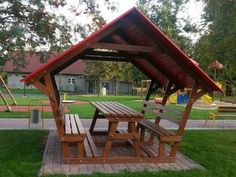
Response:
[89, 109, 99, 134]
[102, 121, 118, 158]
[129, 122, 141, 157]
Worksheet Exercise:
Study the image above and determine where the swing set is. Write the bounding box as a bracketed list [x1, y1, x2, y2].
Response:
[0, 75, 17, 112]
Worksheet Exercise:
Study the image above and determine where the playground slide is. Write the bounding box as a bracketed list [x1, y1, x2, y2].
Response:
[201, 94, 213, 104]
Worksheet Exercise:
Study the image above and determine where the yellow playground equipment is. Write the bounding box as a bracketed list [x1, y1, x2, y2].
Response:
[201, 94, 213, 104]
[0, 75, 17, 111]
[168, 93, 178, 104]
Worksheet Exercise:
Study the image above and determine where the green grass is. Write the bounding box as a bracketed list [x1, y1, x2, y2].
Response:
[0, 94, 217, 119]
[0, 88, 42, 95]
[0, 130, 48, 177]
[1, 130, 235, 177]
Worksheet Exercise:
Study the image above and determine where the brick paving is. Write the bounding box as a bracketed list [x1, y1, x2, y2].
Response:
[0, 118, 236, 130]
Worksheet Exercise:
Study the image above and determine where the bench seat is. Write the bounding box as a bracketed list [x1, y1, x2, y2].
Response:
[61, 114, 86, 161]
[205, 106, 236, 127]
[139, 119, 182, 143]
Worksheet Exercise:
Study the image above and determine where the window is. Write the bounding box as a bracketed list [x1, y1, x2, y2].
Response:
[68, 77, 76, 84]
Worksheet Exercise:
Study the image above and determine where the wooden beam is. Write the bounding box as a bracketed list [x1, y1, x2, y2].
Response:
[33, 80, 56, 101]
[131, 23, 211, 90]
[25, 21, 124, 86]
[83, 50, 143, 59]
[90, 42, 155, 53]
[110, 33, 184, 88]
[80, 55, 127, 62]
[43, 74, 64, 136]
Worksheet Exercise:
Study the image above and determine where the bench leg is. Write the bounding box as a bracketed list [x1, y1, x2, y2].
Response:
[62, 143, 70, 159]
[140, 127, 145, 142]
[148, 132, 155, 145]
[77, 142, 84, 158]
[158, 142, 165, 157]
[170, 142, 179, 157]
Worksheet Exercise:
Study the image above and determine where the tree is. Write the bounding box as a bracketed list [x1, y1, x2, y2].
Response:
[137, 0, 193, 54]
[0, 0, 116, 69]
[194, 0, 236, 85]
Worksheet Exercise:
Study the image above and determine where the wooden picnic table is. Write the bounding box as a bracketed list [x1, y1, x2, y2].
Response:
[89, 101, 144, 158]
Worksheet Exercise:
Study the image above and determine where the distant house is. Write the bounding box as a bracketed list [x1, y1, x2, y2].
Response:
[3, 52, 132, 94]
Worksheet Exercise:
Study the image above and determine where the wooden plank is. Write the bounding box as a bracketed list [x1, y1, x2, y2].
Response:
[154, 111, 180, 125]
[100, 102, 126, 117]
[139, 119, 174, 135]
[139, 144, 156, 157]
[69, 114, 79, 134]
[90, 42, 155, 53]
[64, 114, 71, 134]
[74, 114, 85, 134]
[85, 130, 99, 157]
[142, 100, 183, 116]
[115, 102, 144, 117]
[91, 102, 114, 116]
[83, 137, 93, 158]
[97, 102, 120, 116]
[110, 102, 141, 117]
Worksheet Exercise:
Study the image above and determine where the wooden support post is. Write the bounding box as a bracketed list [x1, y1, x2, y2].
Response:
[169, 82, 206, 157]
[33, 74, 64, 136]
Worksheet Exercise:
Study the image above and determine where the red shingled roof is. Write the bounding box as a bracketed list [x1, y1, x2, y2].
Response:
[21, 7, 223, 93]
[4, 52, 86, 75]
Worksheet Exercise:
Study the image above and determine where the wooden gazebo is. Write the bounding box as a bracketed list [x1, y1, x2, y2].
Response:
[22, 7, 223, 164]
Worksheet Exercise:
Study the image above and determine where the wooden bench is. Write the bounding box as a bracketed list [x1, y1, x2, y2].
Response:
[205, 105, 236, 127]
[59, 103, 86, 161]
[138, 101, 183, 157]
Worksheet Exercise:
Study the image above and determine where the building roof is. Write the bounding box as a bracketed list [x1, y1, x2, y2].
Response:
[22, 7, 223, 93]
[4, 52, 86, 75]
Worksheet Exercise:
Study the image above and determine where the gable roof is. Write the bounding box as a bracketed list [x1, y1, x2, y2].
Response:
[4, 52, 86, 75]
[22, 7, 223, 93]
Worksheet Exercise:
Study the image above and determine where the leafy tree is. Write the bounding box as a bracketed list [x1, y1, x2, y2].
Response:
[0, 0, 70, 68]
[194, 0, 236, 85]
[137, 0, 193, 54]
[0, 0, 115, 69]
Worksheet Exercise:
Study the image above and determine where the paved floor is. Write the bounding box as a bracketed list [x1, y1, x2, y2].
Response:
[0, 118, 236, 130]
[39, 130, 203, 176]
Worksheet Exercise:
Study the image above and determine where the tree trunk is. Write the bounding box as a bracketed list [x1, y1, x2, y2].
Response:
[115, 80, 119, 96]
[97, 77, 102, 96]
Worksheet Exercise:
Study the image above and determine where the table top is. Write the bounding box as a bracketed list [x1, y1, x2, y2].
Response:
[91, 101, 144, 119]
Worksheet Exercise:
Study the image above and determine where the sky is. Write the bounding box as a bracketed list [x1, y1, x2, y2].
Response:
[52, 0, 205, 43]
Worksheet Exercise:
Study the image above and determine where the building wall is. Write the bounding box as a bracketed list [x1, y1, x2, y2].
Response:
[6, 73, 132, 94]
[54, 75, 87, 93]
[7, 73, 34, 89]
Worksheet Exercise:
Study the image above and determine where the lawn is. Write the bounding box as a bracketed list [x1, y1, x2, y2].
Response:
[0, 130, 235, 177]
[0, 130, 48, 177]
[0, 95, 213, 119]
